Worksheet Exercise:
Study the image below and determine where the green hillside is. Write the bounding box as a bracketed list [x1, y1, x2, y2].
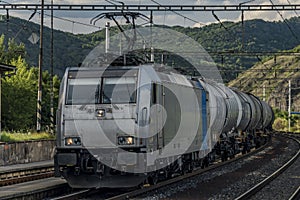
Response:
[1, 15, 299, 132]
[228, 45, 300, 132]
[0, 16, 91, 76]
[0, 15, 300, 80]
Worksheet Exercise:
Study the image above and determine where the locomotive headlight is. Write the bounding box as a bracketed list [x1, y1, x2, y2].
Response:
[118, 136, 134, 145]
[65, 137, 81, 146]
[66, 138, 73, 145]
[127, 136, 133, 144]
[96, 109, 105, 117]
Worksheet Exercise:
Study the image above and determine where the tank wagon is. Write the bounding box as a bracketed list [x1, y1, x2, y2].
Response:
[54, 64, 274, 188]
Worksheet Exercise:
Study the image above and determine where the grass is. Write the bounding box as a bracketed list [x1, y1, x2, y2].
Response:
[0, 131, 55, 143]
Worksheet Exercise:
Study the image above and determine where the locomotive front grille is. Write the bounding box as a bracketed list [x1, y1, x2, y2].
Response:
[57, 153, 77, 166]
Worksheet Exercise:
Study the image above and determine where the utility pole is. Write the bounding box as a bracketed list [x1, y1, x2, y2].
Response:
[50, 0, 54, 135]
[288, 80, 291, 132]
[0, 74, 2, 136]
[105, 21, 110, 54]
[263, 84, 266, 101]
[37, 0, 44, 132]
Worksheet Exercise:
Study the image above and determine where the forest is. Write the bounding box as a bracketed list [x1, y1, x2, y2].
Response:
[0, 15, 299, 132]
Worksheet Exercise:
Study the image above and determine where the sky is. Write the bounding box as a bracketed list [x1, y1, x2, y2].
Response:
[0, 0, 300, 34]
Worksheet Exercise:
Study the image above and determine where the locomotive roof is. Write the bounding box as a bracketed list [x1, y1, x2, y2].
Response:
[67, 66, 139, 78]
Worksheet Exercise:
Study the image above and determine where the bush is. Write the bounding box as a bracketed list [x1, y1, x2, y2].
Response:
[0, 131, 55, 142]
[272, 118, 287, 131]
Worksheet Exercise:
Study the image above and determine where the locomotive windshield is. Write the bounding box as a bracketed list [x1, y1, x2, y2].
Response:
[66, 75, 137, 105]
[66, 78, 101, 105]
[102, 77, 136, 104]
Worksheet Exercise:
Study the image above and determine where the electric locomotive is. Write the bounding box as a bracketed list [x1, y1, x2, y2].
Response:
[54, 63, 274, 188]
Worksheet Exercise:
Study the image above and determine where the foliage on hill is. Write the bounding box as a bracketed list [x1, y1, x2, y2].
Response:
[0, 17, 91, 76]
[1, 15, 300, 132]
[0, 15, 300, 81]
[228, 45, 300, 132]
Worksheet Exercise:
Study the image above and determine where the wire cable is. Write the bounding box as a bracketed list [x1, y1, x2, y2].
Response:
[13, 10, 36, 40]
[212, 11, 228, 31]
[286, 0, 299, 17]
[0, 0, 101, 31]
[269, 0, 299, 43]
[149, 0, 205, 26]
[105, 0, 124, 8]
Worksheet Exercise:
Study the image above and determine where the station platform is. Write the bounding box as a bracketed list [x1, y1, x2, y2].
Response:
[0, 177, 67, 199]
[0, 160, 70, 199]
[0, 160, 53, 174]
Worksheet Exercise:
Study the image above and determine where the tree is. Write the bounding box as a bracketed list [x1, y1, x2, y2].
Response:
[0, 34, 26, 64]
[2, 57, 36, 130]
[0, 34, 60, 131]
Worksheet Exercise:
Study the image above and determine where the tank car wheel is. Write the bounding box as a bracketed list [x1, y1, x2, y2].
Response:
[162, 169, 170, 180]
[148, 173, 158, 185]
[221, 154, 228, 162]
[201, 157, 209, 169]
[188, 162, 194, 173]
[138, 179, 148, 189]
[180, 167, 186, 175]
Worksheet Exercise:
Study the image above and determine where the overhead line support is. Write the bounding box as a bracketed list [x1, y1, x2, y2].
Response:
[0, 4, 299, 11]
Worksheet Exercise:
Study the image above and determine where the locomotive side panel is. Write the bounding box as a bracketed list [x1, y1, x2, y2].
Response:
[150, 83, 164, 150]
[160, 81, 202, 155]
[194, 86, 211, 156]
[161, 83, 181, 146]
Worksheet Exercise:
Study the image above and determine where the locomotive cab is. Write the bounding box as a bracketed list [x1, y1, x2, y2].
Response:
[55, 66, 153, 188]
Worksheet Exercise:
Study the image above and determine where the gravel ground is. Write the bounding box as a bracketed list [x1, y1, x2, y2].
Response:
[133, 135, 299, 200]
[249, 139, 300, 200]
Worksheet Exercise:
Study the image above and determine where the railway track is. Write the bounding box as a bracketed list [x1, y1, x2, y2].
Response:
[106, 137, 273, 200]
[0, 161, 75, 200]
[3, 133, 297, 200]
[235, 134, 300, 200]
[102, 133, 297, 200]
[0, 161, 54, 186]
[0, 177, 70, 200]
[50, 189, 93, 200]
[289, 186, 300, 200]
[50, 135, 272, 200]
[131, 133, 297, 200]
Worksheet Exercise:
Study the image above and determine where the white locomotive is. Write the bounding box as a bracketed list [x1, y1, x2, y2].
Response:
[54, 63, 274, 188]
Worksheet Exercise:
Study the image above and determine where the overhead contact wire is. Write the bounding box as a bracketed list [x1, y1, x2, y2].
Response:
[149, 0, 204, 26]
[269, 0, 299, 43]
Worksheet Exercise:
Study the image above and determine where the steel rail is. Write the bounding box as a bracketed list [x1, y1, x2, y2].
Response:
[234, 135, 300, 200]
[49, 136, 271, 200]
[289, 186, 300, 200]
[0, 164, 54, 186]
[0, 4, 299, 11]
[149, 51, 300, 56]
[104, 136, 272, 200]
[0, 171, 54, 186]
[50, 189, 92, 200]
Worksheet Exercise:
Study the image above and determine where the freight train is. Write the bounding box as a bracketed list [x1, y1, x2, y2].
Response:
[54, 63, 274, 188]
